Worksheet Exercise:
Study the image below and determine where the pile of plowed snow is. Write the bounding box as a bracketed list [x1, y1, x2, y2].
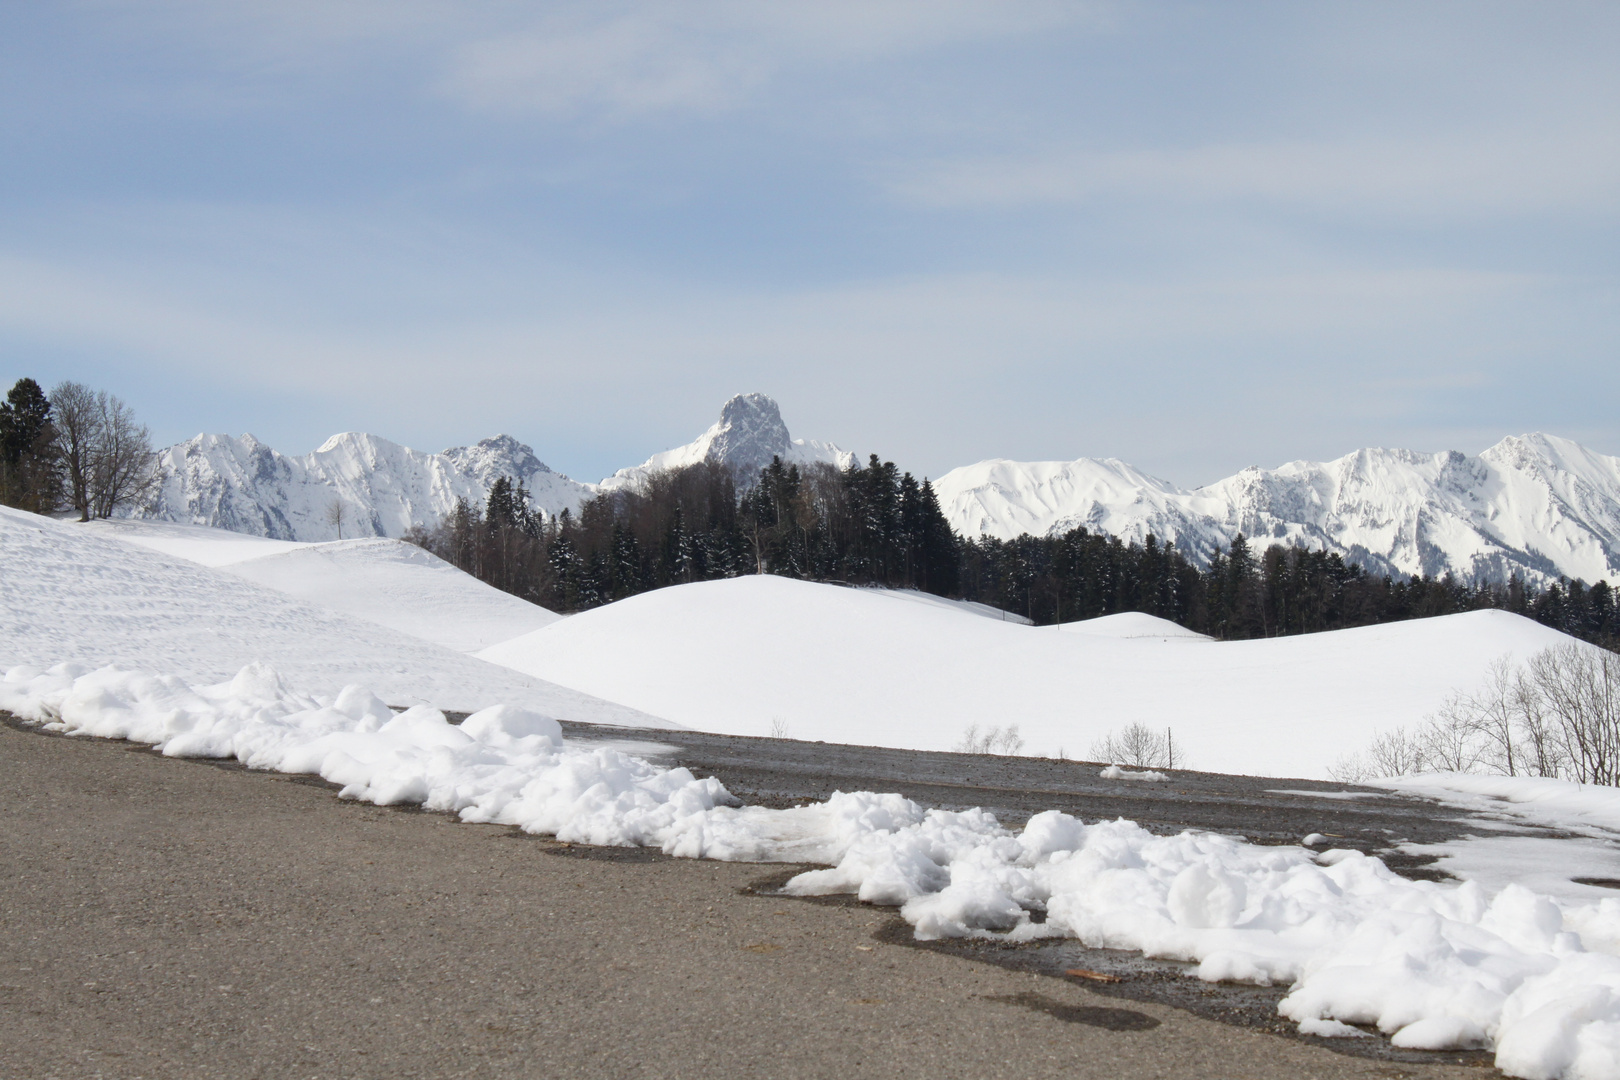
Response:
[478, 576, 1578, 778]
[2, 507, 658, 725]
[85, 519, 559, 653]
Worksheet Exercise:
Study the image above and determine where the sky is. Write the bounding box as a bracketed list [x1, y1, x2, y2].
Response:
[1, 1, 1616, 488]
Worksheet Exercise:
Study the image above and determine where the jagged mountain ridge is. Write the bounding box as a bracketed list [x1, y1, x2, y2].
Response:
[137, 394, 852, 542]
[931, 433, 1620, 587]
[142, 431, 598, 542]
[136, 397, 1620, 586]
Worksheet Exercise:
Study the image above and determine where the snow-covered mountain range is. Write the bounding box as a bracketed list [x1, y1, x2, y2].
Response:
[143, 431, 596, 542]
[135, 393, 1620, 585]
[931, 434, 1620, 586]
[137, 394, 850, 542]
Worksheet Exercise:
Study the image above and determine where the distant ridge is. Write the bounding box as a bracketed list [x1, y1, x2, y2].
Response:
[140, 431, 595, 542]
[135, 394, 850, 542]
[134, 401, 1620, 585]
[931, 433, 1620, 587]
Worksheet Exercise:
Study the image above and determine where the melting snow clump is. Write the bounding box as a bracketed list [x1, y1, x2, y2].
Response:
[1099, 765, 1170, 781]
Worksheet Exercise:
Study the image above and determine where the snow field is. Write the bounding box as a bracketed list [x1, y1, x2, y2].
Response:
[84, 518, 560, 653]
[478, 575, 1580, 778]
[0, 507, 661, 727]
[6, 659, 1620, 1080]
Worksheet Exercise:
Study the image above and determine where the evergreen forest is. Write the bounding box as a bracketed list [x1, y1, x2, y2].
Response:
[405, 455, 1620, 651]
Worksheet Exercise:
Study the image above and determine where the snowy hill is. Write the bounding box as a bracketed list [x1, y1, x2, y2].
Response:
[476, 575, 1579, 779]
[84, 519, 561, 654]
[601, 393, 854, 491]
[1, 507, 660, 726]
[933, 433, 1620, 586]
[138, 431, 595, 542]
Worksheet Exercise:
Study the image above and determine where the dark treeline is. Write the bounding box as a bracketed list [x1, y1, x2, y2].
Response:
[405, 455, 958, 611]
[410, 454, 1620, 651]
[958, 530, 1618, 649]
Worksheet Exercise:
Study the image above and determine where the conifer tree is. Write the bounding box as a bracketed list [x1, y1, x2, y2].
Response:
[0, 377, 60, 513]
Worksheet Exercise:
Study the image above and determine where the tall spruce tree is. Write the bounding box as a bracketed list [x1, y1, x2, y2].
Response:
[0, 377, 59, 513]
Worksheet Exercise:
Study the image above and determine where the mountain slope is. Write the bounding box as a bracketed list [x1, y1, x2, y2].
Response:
[932, 434, 1620, 586]
[139, 431, 595, 542]
[137, 394, 849, 541]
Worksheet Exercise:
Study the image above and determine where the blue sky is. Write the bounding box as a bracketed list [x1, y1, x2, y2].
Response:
[1, 1, 1616, 486]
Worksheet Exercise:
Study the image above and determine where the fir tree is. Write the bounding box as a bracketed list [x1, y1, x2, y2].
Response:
[0, 377, 59, 513]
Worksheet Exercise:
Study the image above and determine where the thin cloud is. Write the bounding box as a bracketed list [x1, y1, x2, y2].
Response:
[893, 126, 1620, 218]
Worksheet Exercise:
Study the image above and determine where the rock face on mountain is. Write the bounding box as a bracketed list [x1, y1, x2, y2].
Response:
[931, 434, 1620, 586]
[140, 432, 595, 542]
[600, 393, 854, 491]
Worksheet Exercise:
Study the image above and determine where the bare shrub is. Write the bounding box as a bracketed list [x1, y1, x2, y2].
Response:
[1091, 723, 1181, 769]
[768, 716, 790, 740]
[1335, 644, 1620, 785]
[1364, 726, 1429, 777]
[1527, 644, 1620, 785]
[1327, 753, 1370, 784]
[1420, 701, 1485, 774]
[955, 723, 1025, 756]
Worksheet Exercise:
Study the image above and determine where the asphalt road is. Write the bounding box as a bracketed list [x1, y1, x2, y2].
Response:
[2, 717, 1503, 1080]
[560, 720, 1554, 874]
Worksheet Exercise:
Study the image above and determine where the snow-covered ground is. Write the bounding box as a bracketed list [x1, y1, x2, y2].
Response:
[83, 517, 306, 565]
[5, 659, 1620, 1080]
[83, 518, 560, 654]
[478, 575, 1578, 779]
[1, 507, 660, 726]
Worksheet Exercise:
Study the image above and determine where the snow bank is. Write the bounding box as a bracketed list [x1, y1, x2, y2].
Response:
[7, 659, 1620, 1080]
[0, 507, 661, 727]
[478, 576, 1578, 778]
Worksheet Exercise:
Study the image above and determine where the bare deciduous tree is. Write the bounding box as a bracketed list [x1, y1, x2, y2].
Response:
[326, 497, 346, 540]
[89, 393, 157, 519]
[49, 381, 157, 521]
[50, 381, 100, 521]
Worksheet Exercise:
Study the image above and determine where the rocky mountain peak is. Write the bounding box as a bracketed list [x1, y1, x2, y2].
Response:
[703, 393, 792, 475]
[442, 435, 555, 486]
